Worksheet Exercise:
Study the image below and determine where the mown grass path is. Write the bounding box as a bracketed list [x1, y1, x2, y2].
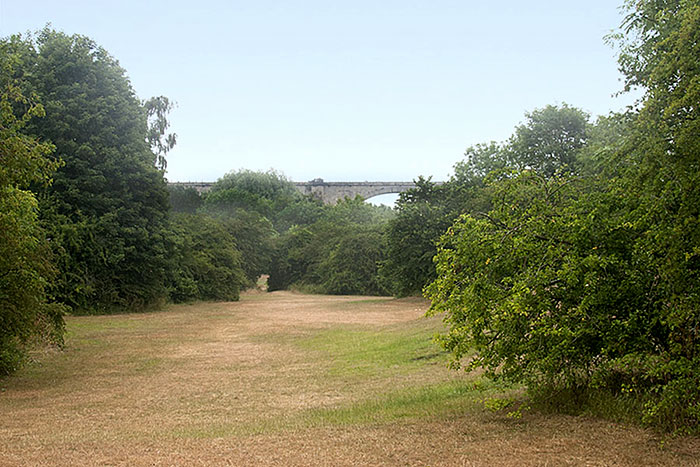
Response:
[1, 292, 698, 466]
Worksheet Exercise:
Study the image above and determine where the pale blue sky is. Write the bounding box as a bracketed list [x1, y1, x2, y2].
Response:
[1, 1, 636, 196]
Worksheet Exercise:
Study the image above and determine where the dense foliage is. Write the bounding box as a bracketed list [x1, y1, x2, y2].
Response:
[165, 214, 246, 302]
[381, 104, 589, 297]
[199, 169, 394, 295]
[1, 29, 250, 318]
[3, 29, 172, 313]
[203, 169, 302, 223]
[270, 197, 393, 295]
[425, 0, 700, 432]
[380, 178, 456, 296]
[0, 42, 65, 374]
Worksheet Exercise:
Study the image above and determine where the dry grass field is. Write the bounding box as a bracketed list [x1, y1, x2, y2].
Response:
[1, 291, 698, 466]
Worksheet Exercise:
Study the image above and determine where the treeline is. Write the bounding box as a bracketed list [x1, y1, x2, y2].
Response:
[0, 28, 396, 376]
[169, 170, 394, 297]
[385, 0, 699, 433]
[0, 28, 242, 374]
[1, 29, 185, 374]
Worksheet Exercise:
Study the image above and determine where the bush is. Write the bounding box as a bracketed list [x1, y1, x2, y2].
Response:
[166, 214, 247, 302]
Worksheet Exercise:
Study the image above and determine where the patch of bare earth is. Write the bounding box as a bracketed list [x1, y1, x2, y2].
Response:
[1, 291, 698, 466]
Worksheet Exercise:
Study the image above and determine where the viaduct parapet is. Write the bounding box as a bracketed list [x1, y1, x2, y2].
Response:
[169, 179, 426, 204]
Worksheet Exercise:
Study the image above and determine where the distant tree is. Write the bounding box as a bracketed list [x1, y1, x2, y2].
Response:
[204, 169, 301, 222]
[269, 197, 394, 294]
[508, 104, 589, 177]
[220, 209, 277, 286]
[380, 177, 456, 297]
[268, 226, 315, 291]
[320, 229, 387, 296]
[453, 142, 509, 184]
[274, 197, 325, 232]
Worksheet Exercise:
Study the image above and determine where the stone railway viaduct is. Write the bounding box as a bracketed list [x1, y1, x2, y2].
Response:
[169, 179, 423, 204]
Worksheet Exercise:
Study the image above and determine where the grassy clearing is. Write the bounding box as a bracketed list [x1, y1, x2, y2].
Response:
[1, 292, 698, 466]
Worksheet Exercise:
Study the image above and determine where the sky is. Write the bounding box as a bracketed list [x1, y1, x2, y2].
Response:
[1, 1, 637, 204]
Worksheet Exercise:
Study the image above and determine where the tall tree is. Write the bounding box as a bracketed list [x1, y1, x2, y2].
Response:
[165, 213, 246, 302]
[380, 177, 456, 297]
[382, 105, 588, 297]
[9, 28, 171, 313]
[204, 169, 302, 223]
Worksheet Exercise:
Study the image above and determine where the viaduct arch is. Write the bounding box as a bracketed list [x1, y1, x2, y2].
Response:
[169, 179, 425, 204]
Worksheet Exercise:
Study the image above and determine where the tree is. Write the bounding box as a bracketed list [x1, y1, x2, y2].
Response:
[144, 95, 177, 171]
[220, 209, 277, 286]
[508, 104, 589, 177]
[267, 226, 315, 291]
[382, 106, 589, 298]
[606, 0, 700, 430]
[0, 41, 65, 374]
[204, 169, 301, 223]
[425, 170, 648, 384]
[320, 229, 387, 296]
[269, 197, 394, 294]
[380, 177, 456, 296]
[10, 28, 172, 313]
[167, 184, 202, 213]
[425, 0, 700, 432]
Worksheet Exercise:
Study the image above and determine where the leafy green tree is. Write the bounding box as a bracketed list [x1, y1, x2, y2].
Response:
[508, 104, 589, 177]
[268, 226, 316, 291]
[0, 43, 65, 374]
[220, 209, 276, 286]
[204, 169, 302, 223]
[382, 105, 589, 298]
[606, 0, 700, 430]
[426, 0, 700, 432]
[10, 28, 171, 313]
[453, 142, 509, 184]
[425, 170, 647, 382]
[380, 177, 456, 296]
[269, 197, 394, 294]
[274, 197, 326, 232]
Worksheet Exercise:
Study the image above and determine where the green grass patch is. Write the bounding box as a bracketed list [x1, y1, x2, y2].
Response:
[296, 319, 447, 378]
[301, 378, 510, 427]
